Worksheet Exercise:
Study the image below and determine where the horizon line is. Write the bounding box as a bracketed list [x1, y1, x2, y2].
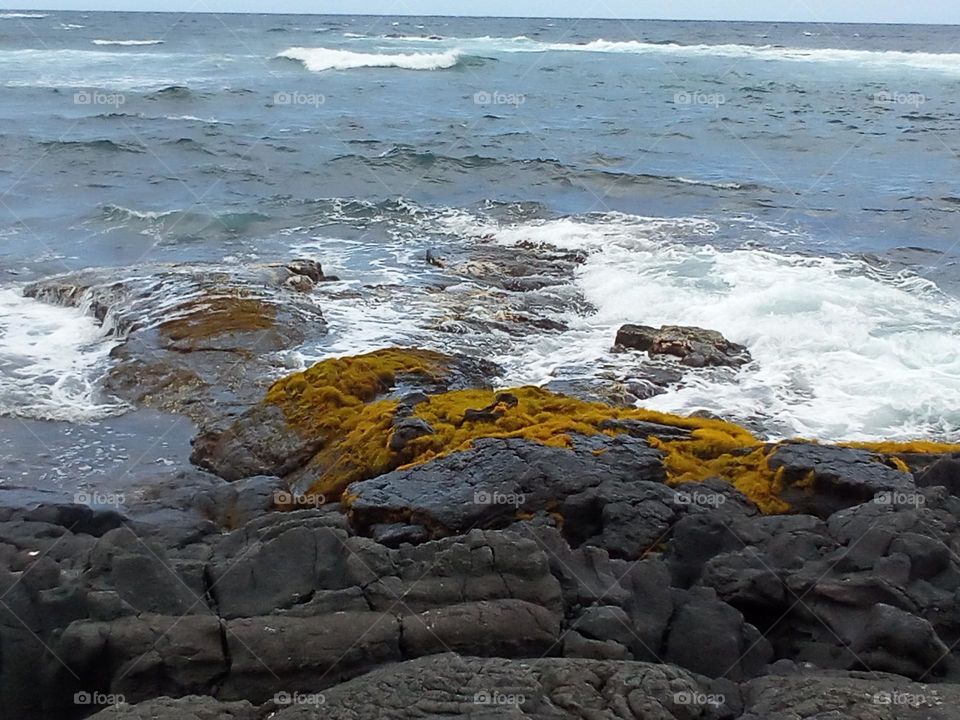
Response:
[5, 8, 960, 26]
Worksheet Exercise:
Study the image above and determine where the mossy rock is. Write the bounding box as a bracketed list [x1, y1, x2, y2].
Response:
[193, 347, 960, 516]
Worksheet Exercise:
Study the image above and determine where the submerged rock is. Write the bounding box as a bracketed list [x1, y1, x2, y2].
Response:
[23, 259, 335, 428]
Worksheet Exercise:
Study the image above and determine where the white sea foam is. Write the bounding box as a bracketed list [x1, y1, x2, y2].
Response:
[92, 39, 165, 46]
[386, 34, 960, 75]
[277, 46, 463, 72]
[0, 288, 124, 422]
[441, 213, 960, 442]
[0, 12, 47, 19]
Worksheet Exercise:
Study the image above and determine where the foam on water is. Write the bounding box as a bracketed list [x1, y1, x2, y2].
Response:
[277, 46, 464, 72]
[473, 214, 960, 441]
[387, 34, 960, 75]
[0, 12, 47, 19]
[92, 39, 165, 46]
[0, 288, 124, 422]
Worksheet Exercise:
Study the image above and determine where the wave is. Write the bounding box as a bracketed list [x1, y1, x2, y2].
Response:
[40, 139, 145, 153]
[329, 148, 760, 193]
[0, 288, 123, 422]
[100, 205, 271, 237]
[147, 85, 194, 99]
[276, 46, 465, 72]
[92, 39, 165, 46]
[384, 34, 960, 74]
[161, 114, 228, 124]
[0, 12, 47, 18]
[470, 214, 960, 441]
[102, 205, 177, 222]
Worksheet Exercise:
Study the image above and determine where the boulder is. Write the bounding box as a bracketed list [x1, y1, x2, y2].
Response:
[850, 603, 951, 678]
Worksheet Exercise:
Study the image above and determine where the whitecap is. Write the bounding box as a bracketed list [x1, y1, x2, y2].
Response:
[92, 39, 165, 46]
[277, 46, 463, 72]
[0, 287, 124, 422]
[454, 213, 960, 442]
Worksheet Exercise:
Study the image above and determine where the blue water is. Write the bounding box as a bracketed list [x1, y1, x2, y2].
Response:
[2, 11, 960, 444]
[2, 13, 960, 271]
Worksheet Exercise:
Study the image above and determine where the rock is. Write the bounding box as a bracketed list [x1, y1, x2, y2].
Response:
[742, 671, 960, 719]
[24, 260, 331, 429]
[279, 655, 736, 719]
[915, 454, 960, 495]
[88, 696, 260, 720]
[664, 587, 772, 681]
[850, 603, 951, 679]
[769, 442, 917, 517]
[615, 324, 751, 368]
[399, 599, 560, 658]
[53, 614, 226, 706]
[346, 434, 668, 554]
[221, 612, 401, 703]
[191, 348, 502, 487]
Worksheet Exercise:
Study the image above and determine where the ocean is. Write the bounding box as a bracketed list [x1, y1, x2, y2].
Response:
[2, 11, 960, 488]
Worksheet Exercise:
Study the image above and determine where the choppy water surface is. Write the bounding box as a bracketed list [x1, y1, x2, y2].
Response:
[1, 11, 960, 449]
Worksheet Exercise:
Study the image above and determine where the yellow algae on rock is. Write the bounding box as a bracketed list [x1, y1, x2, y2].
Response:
[260, 349, 957, 514]
[841, 440, 960, 455]
[266, 348, 446, 434]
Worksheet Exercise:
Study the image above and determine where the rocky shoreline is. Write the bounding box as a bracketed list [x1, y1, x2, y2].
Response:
[3, 256, 960, 719]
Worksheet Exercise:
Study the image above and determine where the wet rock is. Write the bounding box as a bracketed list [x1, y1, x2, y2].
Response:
[24, 260, 332, 429]
[616, 324, 751, 367]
